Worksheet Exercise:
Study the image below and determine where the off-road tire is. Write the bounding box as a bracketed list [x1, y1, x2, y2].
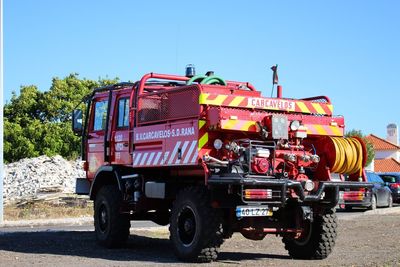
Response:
[369, 195, 377, 210]
[169, 186, 223, 262]
[94, 185, 130, 248]
[282, 208, 337, 259]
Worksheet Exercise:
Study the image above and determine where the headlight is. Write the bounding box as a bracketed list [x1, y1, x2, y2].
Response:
[304, 180, 315, 191]
[290, 120, 300, 131]
[213, 139, 223, 150]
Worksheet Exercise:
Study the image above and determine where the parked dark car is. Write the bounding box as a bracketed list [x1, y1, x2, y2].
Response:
[340, 172, 392, 210]
[378, 172, 400, 203]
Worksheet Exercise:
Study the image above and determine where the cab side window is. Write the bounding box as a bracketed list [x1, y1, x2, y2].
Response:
[93, 100, 108, 131]
[117, 98, 129, 128]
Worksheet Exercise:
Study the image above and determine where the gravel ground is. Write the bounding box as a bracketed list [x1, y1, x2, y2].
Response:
[0, 211, 399, 267]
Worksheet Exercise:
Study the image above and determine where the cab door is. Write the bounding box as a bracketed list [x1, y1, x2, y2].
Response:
[87, 95, 109, 179]
[110, 94, 132, 165]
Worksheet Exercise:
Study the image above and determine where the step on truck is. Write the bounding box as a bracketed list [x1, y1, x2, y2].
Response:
[72, 66, 372, 262]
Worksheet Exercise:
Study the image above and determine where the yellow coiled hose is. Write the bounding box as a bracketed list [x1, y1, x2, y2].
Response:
[330, 137, 364, 176]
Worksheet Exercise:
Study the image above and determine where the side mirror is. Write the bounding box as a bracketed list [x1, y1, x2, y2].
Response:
[72, 109, 83, 135]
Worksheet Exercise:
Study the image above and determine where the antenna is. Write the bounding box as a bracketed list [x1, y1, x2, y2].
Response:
[270, 64, 278, 97]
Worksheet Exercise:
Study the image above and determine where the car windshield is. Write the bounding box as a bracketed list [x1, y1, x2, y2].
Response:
[367, 173, 384, 183]
[379, 174, 400, 183]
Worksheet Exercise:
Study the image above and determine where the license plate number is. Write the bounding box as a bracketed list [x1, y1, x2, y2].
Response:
[236, 206, 272, 218]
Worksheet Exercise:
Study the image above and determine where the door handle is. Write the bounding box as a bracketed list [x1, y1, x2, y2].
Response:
[123, 143, 129, 147]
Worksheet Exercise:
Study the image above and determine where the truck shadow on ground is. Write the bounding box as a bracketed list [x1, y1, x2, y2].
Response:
[0, 230, 291, 263]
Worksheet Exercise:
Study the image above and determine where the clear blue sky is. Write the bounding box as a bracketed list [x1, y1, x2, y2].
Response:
[4, 0, 400, 139]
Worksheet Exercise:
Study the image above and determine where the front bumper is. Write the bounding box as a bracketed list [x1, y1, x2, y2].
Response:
[339, 194, 373, 208]
[208, 174, 373, 207]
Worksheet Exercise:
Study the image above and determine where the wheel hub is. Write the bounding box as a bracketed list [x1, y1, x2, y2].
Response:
[183, 218, 194, 233]
[177, 206, 196, 246]
[98, 204, 108, 232]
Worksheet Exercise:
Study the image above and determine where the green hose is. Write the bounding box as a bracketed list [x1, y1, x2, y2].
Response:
[186, 75, 227, 86]
[201, 76, 227, 86]
[187, 75, 207, 85]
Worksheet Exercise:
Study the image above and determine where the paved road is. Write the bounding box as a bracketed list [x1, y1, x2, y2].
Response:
[1, 206, 399, 267]
[0, 220, 160, 234]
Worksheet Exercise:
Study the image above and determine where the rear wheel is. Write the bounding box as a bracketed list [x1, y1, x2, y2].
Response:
[169, 186, 223, 262]
[282, 208, 337, 259]
[94, 185, 130, 248]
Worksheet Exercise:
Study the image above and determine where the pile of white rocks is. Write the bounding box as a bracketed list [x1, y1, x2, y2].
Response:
[3, 155, 85, 204]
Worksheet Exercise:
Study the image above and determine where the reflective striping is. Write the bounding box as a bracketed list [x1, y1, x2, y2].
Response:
[146, 152, 155, 166]
[168, 141, 182, 164]
[220, 119, 258, 132]
[133, 140, 199, 167]
[199, 93, 228, 105]
[191, 149, 199, 163]
[314, 125, 327, 135]
[200, 93, 332, 115]
[154, 151, 162, 165]
[229, 96, 246, 106]
[311, 103, 325, 114]
[199, 132, 208, 149]
[296, 102, 311, 113]
[305, 124, 344, 136]
[184, 141, 197, 164]
[222, 119, 237, 129]
[176, 141, 189, 164]
[140, 153, 149, 166]
[133, 153, 142, 166]
[199, 120, 206, 129]
[162, 151, 170, 165]
[331, 126, 342, 136]
[327, 104, 334, 113]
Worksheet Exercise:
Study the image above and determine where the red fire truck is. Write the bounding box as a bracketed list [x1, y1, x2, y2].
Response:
[73, 66, 371, 262]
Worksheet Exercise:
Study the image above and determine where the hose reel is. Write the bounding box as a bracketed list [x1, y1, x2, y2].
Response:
[327, 137, 365, 176]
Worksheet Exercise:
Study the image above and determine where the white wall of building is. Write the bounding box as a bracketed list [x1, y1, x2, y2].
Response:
[365, 159, 374, 172]
[375, 150, 398, 160]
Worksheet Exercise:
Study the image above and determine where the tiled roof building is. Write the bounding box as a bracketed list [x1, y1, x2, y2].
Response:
[366, 134, 400, 172]
[374, 158, 400, 172]
[365, 134, 400, 151]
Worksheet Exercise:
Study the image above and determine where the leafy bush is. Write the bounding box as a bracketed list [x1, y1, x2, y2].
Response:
[4, 74, 118, 163]
[345, 129, 375, 167]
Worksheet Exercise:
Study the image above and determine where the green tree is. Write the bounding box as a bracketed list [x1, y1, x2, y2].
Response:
[345, 129, 375, 167]
[4, 73, 119, 163]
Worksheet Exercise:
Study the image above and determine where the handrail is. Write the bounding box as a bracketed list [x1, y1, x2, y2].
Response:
[128, 73, 190, 139]
[300, 95, 331, 103]
[138, 73, 190, 96]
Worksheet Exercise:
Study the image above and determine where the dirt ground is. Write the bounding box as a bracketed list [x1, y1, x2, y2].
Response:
[1, 212, 399, 267]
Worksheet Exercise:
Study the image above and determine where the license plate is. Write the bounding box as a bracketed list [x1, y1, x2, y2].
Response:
[236, 206, 273, 218]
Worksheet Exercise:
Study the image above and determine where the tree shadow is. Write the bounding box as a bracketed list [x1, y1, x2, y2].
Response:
[0, 230, 290, 264]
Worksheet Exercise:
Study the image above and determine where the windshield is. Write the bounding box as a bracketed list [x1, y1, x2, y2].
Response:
[379, 174, 400, 183]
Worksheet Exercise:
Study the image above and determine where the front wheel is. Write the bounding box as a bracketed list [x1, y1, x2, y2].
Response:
[368, 195, 377, 210]
[282, 208, 337, 259]
[94, 185, 131, 248]
[387, 194, 393, 208]
[169, 186, 223, 262]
